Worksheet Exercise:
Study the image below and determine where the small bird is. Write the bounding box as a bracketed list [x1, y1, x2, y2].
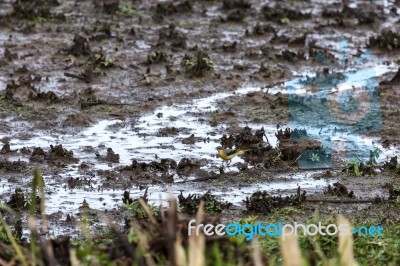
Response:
[216, 147, 249, 165]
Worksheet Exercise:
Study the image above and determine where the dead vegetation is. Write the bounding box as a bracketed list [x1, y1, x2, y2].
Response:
[12, 0, 53, 19]
[368, 29, 400, 51]
[245, 187, 306, 214]
[29, 145, 78, 165]
[182, 51, 214, 78]
[178, 191, 232, 214]
[324, 182, 355, 198]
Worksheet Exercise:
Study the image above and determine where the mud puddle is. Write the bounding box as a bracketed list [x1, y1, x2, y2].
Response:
[147, 170, 330, 206]
[1, 84, 277, 217]
[0, 0, 398, 248]
[2, 62, 398, 220]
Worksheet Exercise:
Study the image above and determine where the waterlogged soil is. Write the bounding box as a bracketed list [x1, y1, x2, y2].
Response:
[0, 0, 399, 238]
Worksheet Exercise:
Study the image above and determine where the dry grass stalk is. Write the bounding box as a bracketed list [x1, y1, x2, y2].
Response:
[280, 226, 302, 266]
[336, 215, 357, 266]
[188, 201, 205, 266]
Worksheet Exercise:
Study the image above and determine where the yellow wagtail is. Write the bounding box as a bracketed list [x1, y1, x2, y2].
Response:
[216, 147, 249, 164]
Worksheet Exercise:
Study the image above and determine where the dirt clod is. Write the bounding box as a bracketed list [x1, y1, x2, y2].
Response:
[261, 4, 311, 22]
[383, 156, 397, 171]
[1, 144, 11, 154]
[13, 0, 52, 19]
[49, 144, 78, 164]
[153, 1, 192, 23]
[368, 29, 400, 51]
[30, 145, 78, 164]
[30, 147, 47, 162]
[388, 185, 400, 200]
[178, 191, 231, 214]
[324, 182, 355, 198]
[176, 158, 201, 176]
[183, 51, 213, 78]
[7, 188, 26, 211]
[222, 0, 251, 10]
[182, 134, 196, 145]
[103, 0, 119, 14]
[105, 148, 120, 163]
[245, 187, 306, 214]
[65, 34, 91, 56]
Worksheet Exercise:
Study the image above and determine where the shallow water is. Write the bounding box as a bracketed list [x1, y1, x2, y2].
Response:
[0, 84, 265, 216]
[0, 63, 398, 218]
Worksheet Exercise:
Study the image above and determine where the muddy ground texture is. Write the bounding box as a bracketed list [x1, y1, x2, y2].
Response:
[0, 0, 399, 247]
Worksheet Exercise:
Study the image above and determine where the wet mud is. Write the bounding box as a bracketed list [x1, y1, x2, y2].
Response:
[0, 0, 399, 239]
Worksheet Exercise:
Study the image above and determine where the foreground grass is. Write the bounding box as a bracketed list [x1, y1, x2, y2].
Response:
[223, 207, 399, 265]
[2, 213, 398, 265]
[260, 215, 399, 265]
[0, 169, 399, 265]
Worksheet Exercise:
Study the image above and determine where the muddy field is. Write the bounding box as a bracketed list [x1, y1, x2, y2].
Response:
[0, 0, 400, 262]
